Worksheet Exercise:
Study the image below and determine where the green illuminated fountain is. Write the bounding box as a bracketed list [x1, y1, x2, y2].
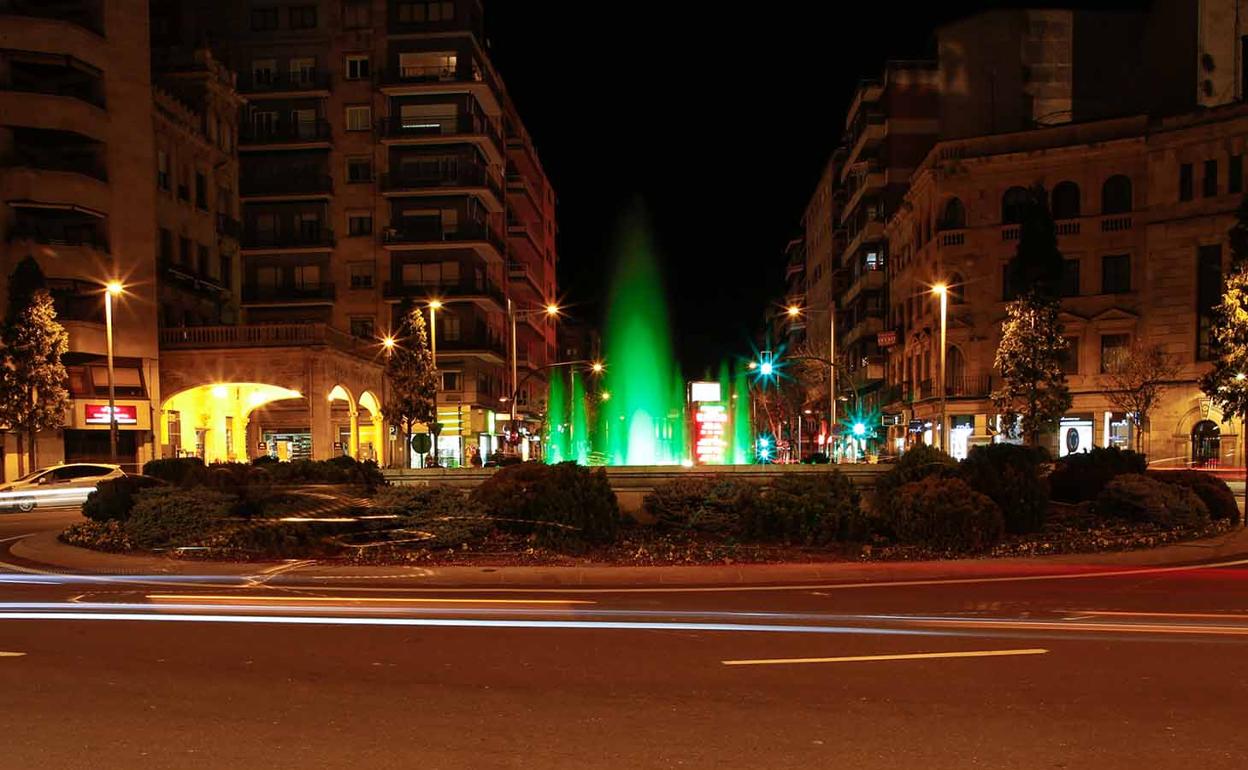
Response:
[731, 368, 752, 464]
[569, 370, 589, 465]
[546, 367, 568, 463]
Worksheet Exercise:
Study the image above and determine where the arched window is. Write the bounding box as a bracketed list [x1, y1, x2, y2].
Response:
[938, 197, 966, 230]
[1191, 420, 1221, 467]
[1001, 186, 1030, 224]
[948, 272, 966, 304]
[1101, 175, 1132, 214]
[1051, 181, 1081, 219]
[945, 345, 967, 390]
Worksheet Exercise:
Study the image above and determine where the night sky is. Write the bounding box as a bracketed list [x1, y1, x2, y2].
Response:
[485, 0, 1145, 377]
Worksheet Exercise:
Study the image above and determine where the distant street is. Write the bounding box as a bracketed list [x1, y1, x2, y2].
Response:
[2, 509, 1248, 769]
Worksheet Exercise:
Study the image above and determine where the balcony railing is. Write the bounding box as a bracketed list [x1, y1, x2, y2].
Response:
[8, 223, 107, 252]
[1100, 214, 1133, 232]
[938, 229, 966, 247]
[0, 0, 104, 35]
[435, 330, 507, 358]
[242, 283, 336, 304]
[4, 148, 107, 181]
[383, 221, 504, 253]
[240, 227, 335, 250]
[0, 57, 105, 108]
[381, 165, 502, 201]
[382, 278, 505, 307]
[239, 119, 332, 146]
[240, 173, 332, 197]
[377, 114, 500, 148]
[237, 70, 331, 94]
[159, 323, 374, 357]
[919, 375, 993, 400]
[381, 63, 488, 87]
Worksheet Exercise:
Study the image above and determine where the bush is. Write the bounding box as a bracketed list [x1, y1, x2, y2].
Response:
[643, 476, 758, 536]
[889, 476, 1005, 554]
[959, 443, 1050, 534]
[1148, 470, 1241, 524]
[1092, 474, 1211, 530]
[61, 520, 133, 551]
[744, 472, 865, 545]
[1049, 447, 1147, 503]
[124, 488, 237, 549]
[872, 445, 959, 517]
[142, 457, 208, 486]
[82, 475, 167, 523]
[474, 462, 619, 549]
[207, 520, 342, 558]
[373, 485, 482, 521]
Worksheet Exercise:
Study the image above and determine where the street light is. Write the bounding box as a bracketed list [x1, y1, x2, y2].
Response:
[381, 335, 395, 351]
[600, 390, 611, 401]
[932, 283, 948, 453]
[784, 304, 837, 461]
[507, 302, 565, 448]
[591, 361, 604, 374]
[103, 281, 123, 464]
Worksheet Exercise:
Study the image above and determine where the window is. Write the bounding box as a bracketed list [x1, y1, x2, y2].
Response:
[938, 197, 965, 230]
[293, 264, 320, 288]
[257, 266, 280, 288]
[1001, 186, 1030, 224]
[1197, 244, 1223, 361]
[442, 314, 461, 341]
[251, 7, 278, 30]
[1101, 254, 1130, 294]
[345, 105, 371, 131]
[219, 253, 232, 285]
[1232, 155, 1244, 194]
[177, 171, 189, 201]
[179, 236, 191, 265]
[291, 108, 317, 139]
[159, 228, 173, 261]
[290, 57, 316, 86]
[1101, 175, 1132, 214]
[196, 244, 210, 276]
[344, 1, 371, 29]
[348, 213, 373, 236]
[399, 51, 457, 80]
[168, 411, 181, 452]
[1061, 337, 1080, 375]
[397, 2, 455, 23]
[400, 260, 459, 286]
[349, 263, 374, 289]
[288, 5, 317, 29]
[1203, 159, 1219, 197]
[1180, 162, 1194, 201]
[345, 54, 370, 80]
[1051, 181, 1081, 220]
[194, 172, 207, 210]
[399, 102, 457, 132]
[1059, 258, 1080, 297]
[157, 150, 169, 191]
[349, 317, 375, 339]
[252, 59, 276, 85]
[1100, 334, 1131, 374]
[346, 156, 372, 183]
[441, 372, 460, 391]
[298, 213, 322, 241]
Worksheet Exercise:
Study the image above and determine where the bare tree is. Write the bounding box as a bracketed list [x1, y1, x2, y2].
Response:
[1105, 342, 1179, 454]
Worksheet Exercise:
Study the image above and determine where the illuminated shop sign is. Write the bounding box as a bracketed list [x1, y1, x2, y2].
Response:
[688, 381, 721, 403]
[85, 404, 137, 425]
[694, 403, 727, 465]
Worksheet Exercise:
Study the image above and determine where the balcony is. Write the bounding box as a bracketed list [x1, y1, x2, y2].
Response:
[841, 313, 885, 348]
[841, 266, 886, 306]
[239, 119, 332, 148]
[880, 382, 913, 406]
[8, 221, 108, 252]
[160, 256, 226, 294]
[216, 214, 242, 240]
[380, 165, 503, 210]
[3, 141, 106, 182]
[240, 173, 332, 199]
[241, 282, 336, 306]
[506, 171, 544, 213]
[382, 277, 505, 309]
[507, 259, 544, 298]
[378, 114, 502, 158]
[240, 227, 335, 251]
[1100, 214, 1133, 233]
[380, 63, 500, 113]
[918, 374, 993, 400]
[159, 323, 375, 357]
[0, 52, 105, 108]
[0, 1, 104, 36]
[507, 215, 543, 255]
[937, 229, 966, 248]
[434, 330, 507, 361]
[237, 70, 331, 96]
[844, 112, 885, 166]
[382, 221, 505, 258]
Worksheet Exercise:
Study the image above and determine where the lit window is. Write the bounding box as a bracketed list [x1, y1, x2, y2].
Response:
[345, 105, 372, 131]
[345, 54, 370, 80]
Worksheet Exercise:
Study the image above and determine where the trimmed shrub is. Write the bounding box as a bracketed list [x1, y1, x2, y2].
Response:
[473, 462, 619, 549]
[208, 520, 341, 558]
[959, 443, 1050, 534]
[124, 488, 237, 549]
[872, 445, 959, 516]
[889, 476, 1005, 554]
[745, 472, 865, 545]
[373, 485, 482, 521]
[643, 477, 759, 536]
[82, 475, 167, 523]
[1049, 447, 1146, 503]
[1092, 474, 1211, 530]
[1148, 470, 1241, 525]
[142, 457, 208, 486]
[61, 520, 134, 551]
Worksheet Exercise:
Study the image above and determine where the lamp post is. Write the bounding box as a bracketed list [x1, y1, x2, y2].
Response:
[507, 302, 561, 449]
[932, 283, 948, 453]
[786, 304, 837, 459]
[104, 281, 123, 464]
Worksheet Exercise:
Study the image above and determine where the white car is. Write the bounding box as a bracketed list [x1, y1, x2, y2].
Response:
[0, 463, 125, 512]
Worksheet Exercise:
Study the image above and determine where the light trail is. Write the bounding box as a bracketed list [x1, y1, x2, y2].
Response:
[146, 594, 595, 606]
[722, 648, 1050, 666]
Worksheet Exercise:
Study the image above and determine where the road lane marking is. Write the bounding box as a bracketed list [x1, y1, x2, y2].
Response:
[722, 648, 1049, 666]
[1073, 610, 1248, 621]
[0, 651, 25, 658]
[146, 593, 594, 606]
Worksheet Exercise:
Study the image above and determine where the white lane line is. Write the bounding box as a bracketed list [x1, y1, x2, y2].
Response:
[1072, 610, 1248, 621]
[146, 594, 594, 606]
[723, 648, 1050, 667]
[0, 651, 26, 658]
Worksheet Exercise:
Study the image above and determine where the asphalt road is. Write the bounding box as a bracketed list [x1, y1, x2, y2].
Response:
[2, 510, 1248, 769]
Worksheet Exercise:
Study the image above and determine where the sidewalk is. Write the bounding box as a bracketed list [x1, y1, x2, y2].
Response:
[9, 524, 1248, 587]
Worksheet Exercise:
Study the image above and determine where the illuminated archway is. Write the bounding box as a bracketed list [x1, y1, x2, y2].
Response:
[162, 383, 303, 463]
[357, 390, 384, 464]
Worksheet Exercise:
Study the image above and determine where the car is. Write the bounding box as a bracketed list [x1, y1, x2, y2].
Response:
[0, 463, 125, 512]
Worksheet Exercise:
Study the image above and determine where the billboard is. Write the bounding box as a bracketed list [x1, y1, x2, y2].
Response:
[693, 403, 727, 465]
[84, 404, 138, 425]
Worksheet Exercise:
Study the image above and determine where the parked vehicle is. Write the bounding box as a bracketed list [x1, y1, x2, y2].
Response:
[0, 463, 125, 512]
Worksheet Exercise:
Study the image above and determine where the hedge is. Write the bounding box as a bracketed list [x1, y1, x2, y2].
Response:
[1049, 447, 1146, 503]
[1147, 470, 1241, 525]
[959, 443, 1050, 534]
[888, 476, 1005, 554]
[1092, 474, 1211, 530]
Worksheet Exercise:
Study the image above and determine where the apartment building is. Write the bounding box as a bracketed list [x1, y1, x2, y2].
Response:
[0, 0, 160, 477]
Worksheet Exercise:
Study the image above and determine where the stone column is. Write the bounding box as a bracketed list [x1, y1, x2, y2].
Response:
[308, 364, 333, 461]
[349, 408, 360, 459]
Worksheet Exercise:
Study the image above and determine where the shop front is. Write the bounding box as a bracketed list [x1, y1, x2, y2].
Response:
[63, 400, 154, 470]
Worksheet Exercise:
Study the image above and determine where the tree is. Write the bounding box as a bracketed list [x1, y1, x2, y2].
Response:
[993, 186, 1072, 448]
[381, 302, 438, 469]
[1105, 342, 1180, 453]
[1200, 197, 1248, 506]
[0, 259, 70, 475]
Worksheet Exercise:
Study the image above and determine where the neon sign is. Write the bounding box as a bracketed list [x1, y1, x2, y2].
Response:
[85, 405, 137, 425]
[694, 404, 727, 465]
